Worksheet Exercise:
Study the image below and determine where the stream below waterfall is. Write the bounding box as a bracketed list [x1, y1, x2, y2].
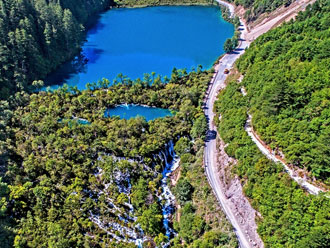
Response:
[159, 140, 180, 245]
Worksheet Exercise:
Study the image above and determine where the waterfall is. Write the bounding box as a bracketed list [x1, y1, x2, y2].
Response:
[136, 239, 143, 248]
[159, 140, 180, 244]
[92, 141, 180, 248]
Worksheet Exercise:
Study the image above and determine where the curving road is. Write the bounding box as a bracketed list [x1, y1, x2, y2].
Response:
[217, 0, 235, 17]
[204, 1, 252, 247]
[204, 1, 320, 247]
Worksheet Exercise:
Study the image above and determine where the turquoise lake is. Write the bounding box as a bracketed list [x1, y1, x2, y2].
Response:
[105, 104, 173, 121]
[45, 6, 234, 90]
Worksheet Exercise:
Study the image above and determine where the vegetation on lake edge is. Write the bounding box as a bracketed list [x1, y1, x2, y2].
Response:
[0, 0, 115, 100]
[115, 0, 217, 8]
[117, 0, 295, 22]
[0, 0, 293, 100]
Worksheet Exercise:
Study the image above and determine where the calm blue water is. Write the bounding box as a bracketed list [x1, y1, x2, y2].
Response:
[58, 118, 90, 125]
[105, 104, 173, 121]
[45, 6, 234, 90]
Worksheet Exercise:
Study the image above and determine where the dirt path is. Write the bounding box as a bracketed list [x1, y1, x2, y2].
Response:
[244, 113, 328, 196]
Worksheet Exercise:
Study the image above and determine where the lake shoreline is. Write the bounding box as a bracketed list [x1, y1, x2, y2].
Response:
[105, 104, 173, 121]
[114, 2, 216, 9]
[114, 1, 235, 27]
[45, 5, 233, 90]
[39, 0, 235, 92]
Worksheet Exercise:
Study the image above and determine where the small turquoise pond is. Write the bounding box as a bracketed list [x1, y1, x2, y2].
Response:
[59, 118, 90, 125]
[105, 104, 173, 121]
[45, 6, 234, 90]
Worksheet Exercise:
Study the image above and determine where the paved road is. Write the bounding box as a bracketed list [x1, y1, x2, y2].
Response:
[217, 0, 235, 17]
[204, 2, 252, 247]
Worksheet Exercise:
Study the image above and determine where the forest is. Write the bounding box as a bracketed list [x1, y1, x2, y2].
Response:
[236, 0, 330, 181]
[0, 69, 236, 247]
[0, 0, 289, 100]
[215, 0, 330, 246]
[0, 0, 114, 100]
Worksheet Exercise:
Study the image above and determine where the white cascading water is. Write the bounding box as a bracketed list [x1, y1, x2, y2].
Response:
[92, 141, 180, 248]
[159, 140, 180, 246]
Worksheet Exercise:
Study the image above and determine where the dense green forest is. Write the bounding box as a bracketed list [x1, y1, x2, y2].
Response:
[0, 69, 236, 247]
[215, 0, 330, 246]
[1, 0, 329, 247]
[171, 125, 237, 247]
[0, 0, 113, 99]
[236, 0, 330, 181]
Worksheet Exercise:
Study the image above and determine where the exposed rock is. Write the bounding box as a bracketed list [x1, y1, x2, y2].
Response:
[216, 137, 264, 248]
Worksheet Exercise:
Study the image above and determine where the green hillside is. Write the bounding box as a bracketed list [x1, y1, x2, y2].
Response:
[0, 70, 236, 247]
[237, 0, 330, 181]
[215, 0, 330, 246]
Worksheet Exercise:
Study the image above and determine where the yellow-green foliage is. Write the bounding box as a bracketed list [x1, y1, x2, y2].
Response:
[0, 70, 218, 247]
